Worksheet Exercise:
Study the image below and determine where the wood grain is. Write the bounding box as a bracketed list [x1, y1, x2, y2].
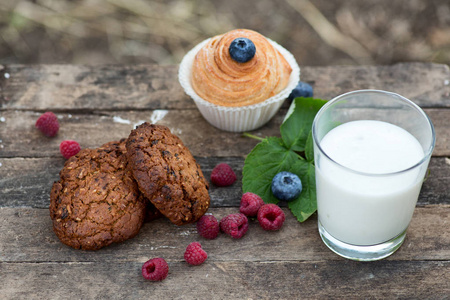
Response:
[0, 63, 449, 299]
[0, 207, 449, 262]
[0, 207, 449, 299]
[1, 260, 448, 299]
[0, 108, 449, 158]
[0, 156, 448, 208]
[1, 63, 449, 111]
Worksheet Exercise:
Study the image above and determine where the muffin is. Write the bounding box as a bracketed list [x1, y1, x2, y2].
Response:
[179, 29, 300, 132]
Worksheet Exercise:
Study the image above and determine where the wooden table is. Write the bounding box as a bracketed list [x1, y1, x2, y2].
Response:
[0, 63, 449, 299]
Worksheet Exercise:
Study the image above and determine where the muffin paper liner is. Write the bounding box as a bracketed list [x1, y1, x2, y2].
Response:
[178, 37, 300, 132]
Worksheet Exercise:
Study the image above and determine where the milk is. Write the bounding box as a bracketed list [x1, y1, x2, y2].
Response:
[316, 120, 426, 246]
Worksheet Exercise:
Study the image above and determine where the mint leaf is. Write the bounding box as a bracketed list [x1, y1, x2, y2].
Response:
[242, 137, 302, 204]
[280, 97, 327, 152]
[288, 160, 316, 222]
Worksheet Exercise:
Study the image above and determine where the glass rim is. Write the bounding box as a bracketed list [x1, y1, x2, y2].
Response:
[312, 89, 436, 177]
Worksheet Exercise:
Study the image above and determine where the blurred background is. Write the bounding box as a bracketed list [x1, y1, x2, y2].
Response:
[0, 0, 449, 66]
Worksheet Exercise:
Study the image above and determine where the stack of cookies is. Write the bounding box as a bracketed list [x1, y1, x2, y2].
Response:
[49, 123, 210, 250]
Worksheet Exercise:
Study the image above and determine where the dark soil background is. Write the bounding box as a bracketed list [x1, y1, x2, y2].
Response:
[0, 0, 449, 66]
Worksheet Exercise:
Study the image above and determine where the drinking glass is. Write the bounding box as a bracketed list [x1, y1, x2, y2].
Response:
[312, 90, 435, 261]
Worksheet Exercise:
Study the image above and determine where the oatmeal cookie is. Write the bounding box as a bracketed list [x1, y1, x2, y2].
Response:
[126, 123, 210, 225]
[49, 140, 147, 250]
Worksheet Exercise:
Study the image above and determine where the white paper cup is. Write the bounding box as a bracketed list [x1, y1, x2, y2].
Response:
[178, 38, 300, 132]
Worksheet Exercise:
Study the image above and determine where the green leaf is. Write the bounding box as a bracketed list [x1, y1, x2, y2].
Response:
[242, 137, 302, 204]
[243, 97, 328, 223]
[287, 160, 316, 222]
[281, 97, 327, 152]
[305, 130, 314, 163]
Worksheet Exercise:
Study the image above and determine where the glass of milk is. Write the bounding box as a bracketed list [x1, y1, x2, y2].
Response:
[312, 90, 435, 261]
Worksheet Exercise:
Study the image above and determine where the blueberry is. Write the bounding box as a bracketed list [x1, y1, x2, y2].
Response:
[271, 171, 302, 202]
[287, 81, 314, 101]
[229, 38, 256, 63]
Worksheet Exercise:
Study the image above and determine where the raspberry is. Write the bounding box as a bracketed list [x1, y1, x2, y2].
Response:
[184, 242, 207, 266]
[142, 257, 169, 281]
[257, 204, 285, 231]
[35, 111, 59, 137]
[220, 213, 249, 239]
[60, 140, 81, 159]
[240, 192, 264, 217]
[210, 163, 236, 187]
[196, 214, 219, 239]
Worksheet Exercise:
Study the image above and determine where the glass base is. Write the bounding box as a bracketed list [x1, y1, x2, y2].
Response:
[318, 221, 406, 261]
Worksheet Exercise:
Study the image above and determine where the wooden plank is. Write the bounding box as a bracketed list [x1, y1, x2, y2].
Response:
[1, 260, 448, 299]
[419, 157, 450, 205]
[0, 156, 448, 208]
[0, 64, 191, 110]
[0, 110, 273, 158]
[0, 156, 244, 208]
[0, 207, 448, 263]
[1, 63, 449, 110]
[0, 206, 449, 299]
[0, 108, 449, 158]
[428, 108, 450, 156]
[304, 62, 450, 108]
